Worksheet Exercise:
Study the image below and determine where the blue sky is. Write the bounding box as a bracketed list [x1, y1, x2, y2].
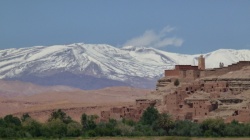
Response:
[0, 0, 249, 54]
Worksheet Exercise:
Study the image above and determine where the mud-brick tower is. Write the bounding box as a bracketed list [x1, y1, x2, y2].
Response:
[198, 55, 205, 70]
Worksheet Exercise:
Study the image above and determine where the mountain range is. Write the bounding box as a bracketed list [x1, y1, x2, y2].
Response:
[0, 43, 249, 89]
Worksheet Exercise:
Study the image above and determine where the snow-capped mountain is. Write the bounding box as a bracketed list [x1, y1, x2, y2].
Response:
[0, 43, 249, 89]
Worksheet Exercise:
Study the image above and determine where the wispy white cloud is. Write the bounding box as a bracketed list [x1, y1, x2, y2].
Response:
[124, 26, 184, 48]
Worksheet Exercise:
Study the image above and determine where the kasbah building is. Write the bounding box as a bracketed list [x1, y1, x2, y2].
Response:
[100, 55, 250, 123]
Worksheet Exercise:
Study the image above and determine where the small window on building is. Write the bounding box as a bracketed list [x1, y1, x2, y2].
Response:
[189, 104, 193, 108]
[205, 113, 207, 115]
[235, 110, 239, 115]
[179, 105, 183, 108]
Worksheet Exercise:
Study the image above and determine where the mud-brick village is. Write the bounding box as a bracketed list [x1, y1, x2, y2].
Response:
[100, 55, 250, 123]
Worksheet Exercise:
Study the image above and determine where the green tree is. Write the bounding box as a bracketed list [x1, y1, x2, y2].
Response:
[81, 113, 98, 130]
[4, 115, 21, 127]
[0, 118, 6, 127]
[154, 113, 174, 133]
[21, 113, 31, 122]
[242, 123, 250, 136]
[140, 106, 159, 125]
[0, 116, 21, 138]
[92, 119, 121, 136]
[122, 118, 136, 126]
[0, 127, 5, 137]
[201, 118, 225, 137]
[41, 119, 67, 138]
[81, 113, 88, 129]
[117, 121, 134, 136]
[134, 123, 157, 136]
[169, 120, 202, 136]
[66, 122, 82, 137]
[48, 109, 72, 124]
[223, 120, 248, 136]
[2, 127, 16, 137]
[22, 118, 42, 137]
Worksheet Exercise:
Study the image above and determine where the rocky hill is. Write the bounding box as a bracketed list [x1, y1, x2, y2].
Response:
[0, 79, 80, 97]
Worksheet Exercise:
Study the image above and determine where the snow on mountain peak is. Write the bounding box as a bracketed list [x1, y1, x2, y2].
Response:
[0, 43, 249, 85]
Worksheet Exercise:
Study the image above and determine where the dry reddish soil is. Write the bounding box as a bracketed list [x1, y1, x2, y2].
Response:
[0, 79, 80, 97]
[0, 86, 151, 122]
